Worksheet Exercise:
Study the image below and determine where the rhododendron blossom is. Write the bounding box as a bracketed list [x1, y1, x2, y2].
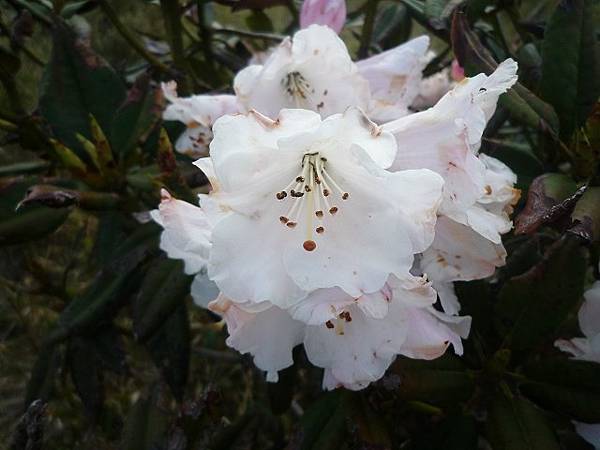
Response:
[383, 59, 520, 313]
[161, 81, 238, 156]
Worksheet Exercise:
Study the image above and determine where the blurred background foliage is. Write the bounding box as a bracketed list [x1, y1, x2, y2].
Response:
[1, 0, 600, 449]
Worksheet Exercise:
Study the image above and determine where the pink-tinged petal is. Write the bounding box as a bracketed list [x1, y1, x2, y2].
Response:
[209, 296, 305, 382]
[421, 216, 506, 283]
[451, 59, 465, 81]
[300, 0, 346, 34]
[150, 189, 212, 275]
[357, 36, 429, 122]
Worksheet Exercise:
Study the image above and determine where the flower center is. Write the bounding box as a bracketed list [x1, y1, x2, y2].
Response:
[275, 152, 349, 252]
[282, 71, 314, 107]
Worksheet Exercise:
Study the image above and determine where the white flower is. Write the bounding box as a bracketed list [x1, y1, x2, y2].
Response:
[207, 275, 470, 389]
[356, 36, 429, 122]
[555, 278, 600, 449]
[411, 68, 455, 111]
[205, 107, 443, 307]
[161, 81, 239, 157]
[234, 25, 428, 120]
[300, 0, 346, 34]
[382, 59, 519, 305]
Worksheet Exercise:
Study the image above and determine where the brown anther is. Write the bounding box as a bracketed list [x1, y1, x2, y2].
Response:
[316, 226, 324, 234]
[315, 177, 321, 184]
[342, 192, 349, 200]
[305, 185, 311, 192]
[323, 188, 330, 197]
[296, 176, 305, 182]
[303, 240, 317, 251]
[276, 191, 287, 200]
[286, 221, 297, 228]
[320, 157, 327, 162]
[279, 216, 289, 224]
[325, 320, 334, 329]
[329, 206, 338, 215]
[290, 190, 304, 198]
[315, 210, 324, 218]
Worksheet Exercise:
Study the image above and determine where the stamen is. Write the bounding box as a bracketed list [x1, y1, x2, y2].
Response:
[316, 226, 324, 234]
[342, 193, 349, 200]
[315, 210, 323, 218]
[286, 222, 297, 228]
[329, 206, 338, 215]
[280, 216, 289, 224]
[303, 240, 317, 251]
[276, 191, 287, 200]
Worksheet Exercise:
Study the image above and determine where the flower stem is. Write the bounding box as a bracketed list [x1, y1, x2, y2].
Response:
[98, 0, 172, 75]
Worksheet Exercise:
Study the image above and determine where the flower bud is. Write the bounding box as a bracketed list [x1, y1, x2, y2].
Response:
[300, 0, 346, 34]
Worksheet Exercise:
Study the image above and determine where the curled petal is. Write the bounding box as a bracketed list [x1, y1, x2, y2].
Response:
[150, 189, 211, 275]
[574, 422, 600, 450]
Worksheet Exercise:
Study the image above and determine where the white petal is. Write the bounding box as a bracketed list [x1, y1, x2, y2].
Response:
[574, 422, 600, 449]
[289, 287, 354, 325]
[150, 189, 211, 275]
[173, 125, 212, 157]
[382, 60, 518, 218]
[234, 25, 370, 118]
[357, 36, 429, 122]
[209, 296, 305, 380]
[399, 307, 471, 359]
[304, 302, 406, 390]
[581, 281, 600, 338]
[412, 69, 454, 111]
[421, 216, 506, 282]
[432, 280, 461, 315]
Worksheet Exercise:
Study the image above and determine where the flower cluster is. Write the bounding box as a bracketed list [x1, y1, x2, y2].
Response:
[152, 22, 519, 389]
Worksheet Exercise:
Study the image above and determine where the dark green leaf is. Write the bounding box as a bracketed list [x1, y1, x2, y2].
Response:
[133, 257, 193, 342]
[67, 337, 104, 419]
[46, 223, 160, 344]
[521, 358, 600, 422]
[39, 20, 126, 158]
[24, 344, 62, 408]
[413, 414, 478, 450]
[390, 355, 475, 403]
[120, 389, 170, 450]
[373, 3, 411, 48]
[569, 187, 600, 242]
[487, 392, 561, 450]
[111, 73, 162, 159]
[146, 304, 190, 401]
[540, 0, 600, 141]
[495, 236, 587, 349]
[297, 390, 349, 450]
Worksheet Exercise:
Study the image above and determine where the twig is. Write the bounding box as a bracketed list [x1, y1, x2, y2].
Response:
[358, 0, 379, 58]
[98, 0, 173, 75]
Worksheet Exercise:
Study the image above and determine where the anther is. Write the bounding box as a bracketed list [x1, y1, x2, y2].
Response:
[279, 216, 289, 224]
[304, 185, 311, 192]
[290, 190, 304, 198]
[296, 176, 305, 182]
[325, 320, 334, 329]
[342, 193, 349, 200]
[316, 226, 324, 234]
[303, 240, 317, 251]
[323, 189, 330, 197]
[276, 191, 287, 200]
[315, 210, 323, 218]
[329, 206, 338, 215]
[286, 221, 297, 228]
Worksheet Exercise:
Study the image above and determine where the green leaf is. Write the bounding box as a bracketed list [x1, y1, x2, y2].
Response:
[297, 390, 349, 450]
[494, 236, 587, 350]
[133, 257, 192, 342]
[67, 337, 104, 419]
[39, 20, 126, 158]
[146, 304, 190, 401]
[570, 187, 600, 242]
[24, 343, 62, 408]
[451, 12, 559, 134]
[0, 178, 70, 246]
[540, 0, 600, 141]
[521, 358, 600, 422]
[111, 73, 162, 159]
[487, 391, 561, 450]
[373, 3, 412, 48]
[120, 390, 170, 450]
[46, 223, 160, 344]
[390, 355, 475, 403]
